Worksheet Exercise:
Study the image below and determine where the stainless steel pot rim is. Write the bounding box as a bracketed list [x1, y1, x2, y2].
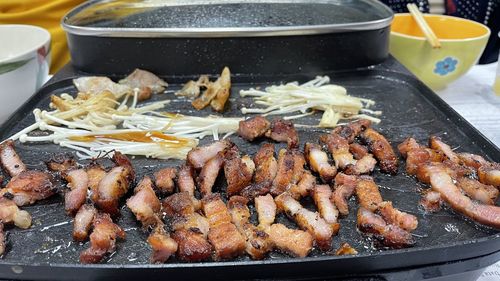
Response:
[61, 0, 394, 38]
[61, 18, 393, 38]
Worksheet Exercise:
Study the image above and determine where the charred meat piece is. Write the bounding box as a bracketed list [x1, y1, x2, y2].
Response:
[119, 68, 168, 101]
[275, 193, 337, 250]
[312, 184, 339, 224]
[192, 67, 231, 112]
[187, 140, 231, 169]
[405, 148, 434, 175]
[442, 159, 475, 178]
[93, 166, 132, 215]
[197, 153, 224, 197]
[202, 194, 246, 260]
[332, 173, 359, 216]
[0, 223, 5, 256]
[456, 178, 498, 205]
[344, 154, 377, 175]
[335, 242, 358, 256]
[271, 149, 305, 196]
[268, 223, 313, 258]
[163, 192, 212, 262]
[224, 147, 255, 196]
[420, 190, 442, 213]
[0, 140, 26, 178]
[478, 163, 500, 188]
[421, 164, 500, 228]
[253, 143, 278, 185]
[357, 207, 414, 248]
[171, 229, 212, 262]
[240, 181, 271, 200]
[376, 201, 418, 232]
[63, 169, 89, 216]
[176, 165, 196, 196]
[147, 224, 178, 263]
[288, 171, 316, 200]
[238, 116, 271, 141]
[265, 118, 299, 148]
[228, 196, 273, 260]
[112, 151, 135, 183]
[80, 213, 125, 264]
[457, 152, 489, 170]
[126, 177, 161, 227]
[154, 167, 177, 194]
[86, 164, 106, 196]
[429, 136, 460, 164]
[361, 128, 398, 174]
[255, 194, 276, 228]
[304, 143, 337, 183]
[3, 170, 55, 206]
[0, 197, 31, 229]
[320, 133, 355, 169]
[45, 154, 76, 172]
[355, 177, 383, 212]
[397, 137, 422, 158]
[73, 204, 97, 242]
[332, 119, 372, 143]
[349, 143, 369, 160]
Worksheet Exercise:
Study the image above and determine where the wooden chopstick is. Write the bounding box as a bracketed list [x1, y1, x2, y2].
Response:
[407, 3, 441, 49]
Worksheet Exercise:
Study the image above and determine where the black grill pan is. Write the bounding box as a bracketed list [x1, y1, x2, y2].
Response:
[0, 60, 499, 280]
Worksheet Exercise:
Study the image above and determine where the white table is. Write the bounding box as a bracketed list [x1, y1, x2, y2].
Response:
[436, 62, 500, 147]
[442, 63, 500, 281]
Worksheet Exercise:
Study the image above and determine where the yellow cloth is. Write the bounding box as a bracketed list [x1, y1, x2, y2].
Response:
[0, 0, 86, 73]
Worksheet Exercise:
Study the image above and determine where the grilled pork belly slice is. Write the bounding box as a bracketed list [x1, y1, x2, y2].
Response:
[355, 177, 382, 212]
[73, 204, 97, 242]
[255, 194, 276, 229]
[0, 197, 31, 229]
[253, 143, 278, 185]
[361, 128, 398, 175]
[228, 196, 272, 260]
[332, 119, 371, 143]
[63, 169, 89, 216]
[429, 136, 460, 164]
[126, 177, 161, 228]
[357, 207, 414, 248]
[238, 116, 271, 141]
[240, 181, 271, 200]
[177, 165, 196, 196]
[86, 164, 106, 196]
[457, 152, 489, 170]
[202, 194, 246, 260]
[80, 213, 125, 264]
[268, 223, 313, 258]
[376, 201, 418, 232]
[45, 154, 76, 172]
[275, 193, 337, 250]
[349, 143, 369, 160]
[478, 163, 500, 188]
[3, 170, 55, 206]
[320, 133, 355, 169]
[344, 153, 377, 175]
[265, 118, 299, 148]
[187, 140, 232, 169]
[147, 224, 178, 263]
[312, 184, 339, 224]
[154, 167, 177, 194]
[456, 177, 498, 205]
[288, 171, 316, 200]
[0, 140, 26, 177]
[197, 153, 224, 197]
[171, 229, 212, 262]
[304, 143, 337, 183]
[271, 149, 305, 196]
[421, 164, 500, 228]
[224, 147, 255, 196]
[332, 173, 358, 216]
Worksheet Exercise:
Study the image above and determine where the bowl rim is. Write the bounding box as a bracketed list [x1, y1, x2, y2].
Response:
[391, 13, 491, 42]
[0, 24, 51, 64]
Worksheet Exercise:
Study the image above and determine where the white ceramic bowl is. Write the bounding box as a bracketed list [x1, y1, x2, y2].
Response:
[0, 24, 51, 124]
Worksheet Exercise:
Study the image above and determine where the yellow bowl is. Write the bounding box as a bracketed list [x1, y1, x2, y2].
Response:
[390, 14, 490, 90]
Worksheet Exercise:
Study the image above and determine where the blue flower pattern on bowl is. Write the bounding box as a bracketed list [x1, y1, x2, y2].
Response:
[434, 57, 458, 76]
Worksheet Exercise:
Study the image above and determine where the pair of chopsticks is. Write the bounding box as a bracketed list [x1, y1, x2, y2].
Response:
[407, 3, 441, 49]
